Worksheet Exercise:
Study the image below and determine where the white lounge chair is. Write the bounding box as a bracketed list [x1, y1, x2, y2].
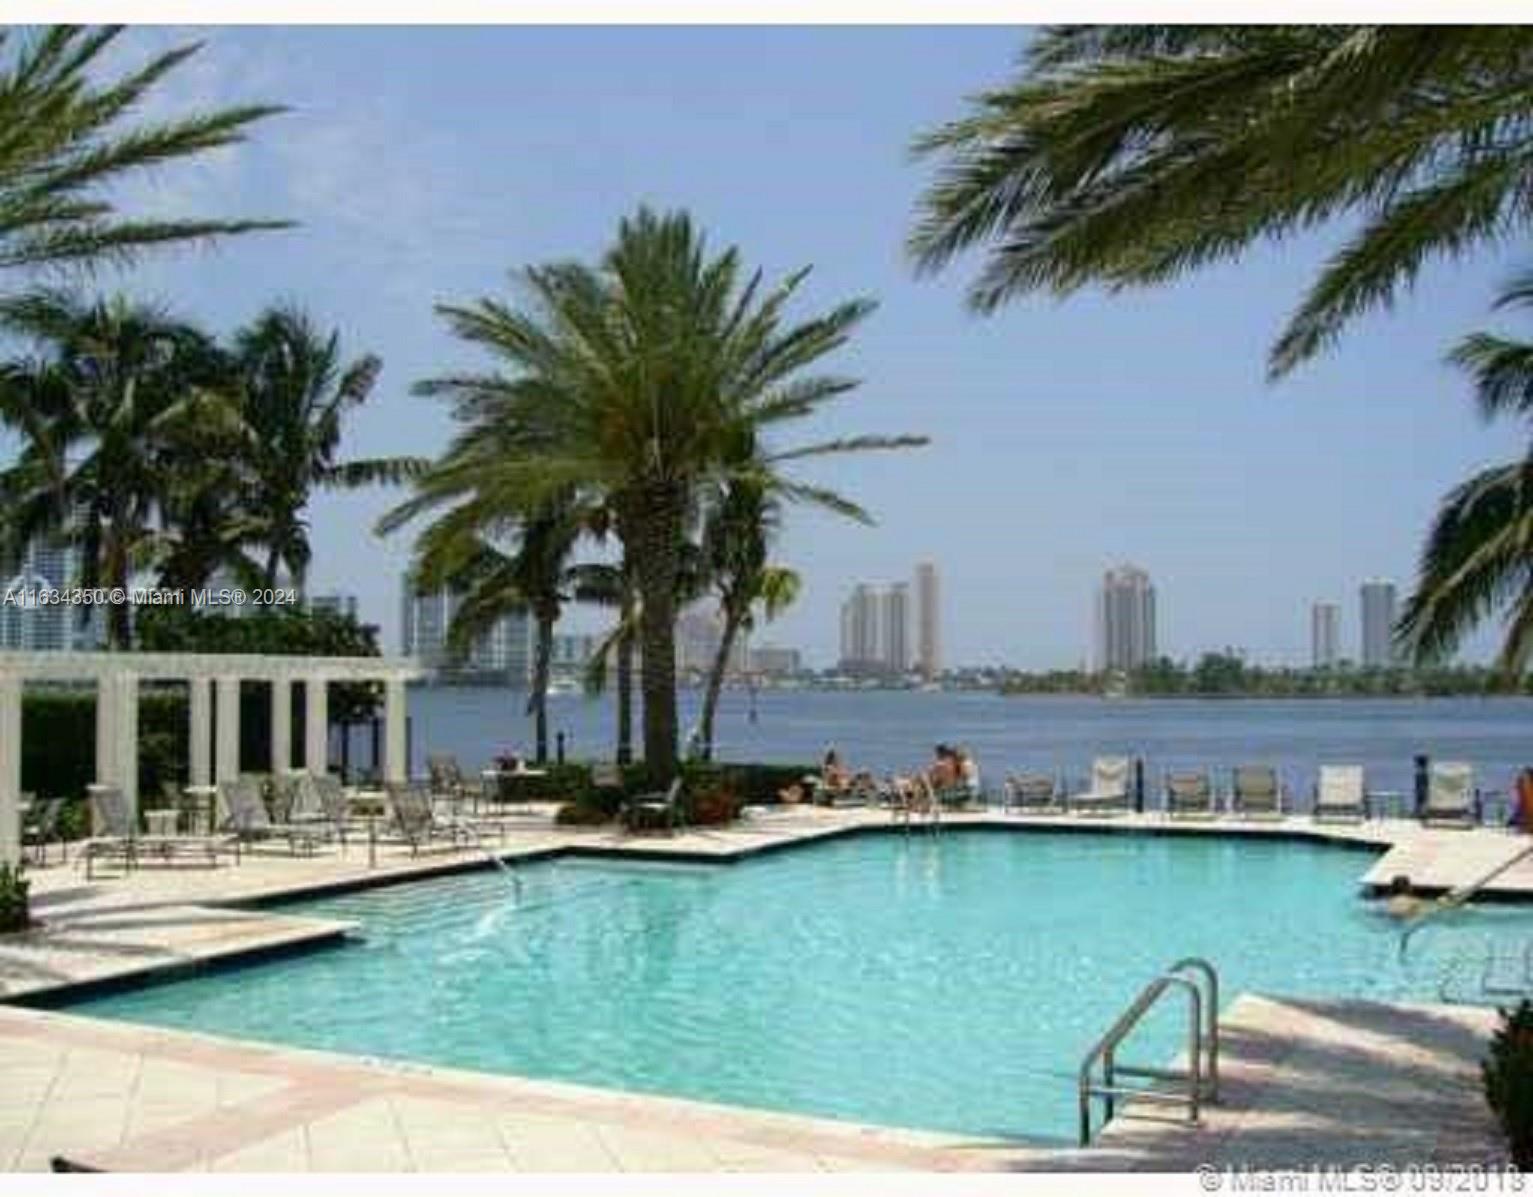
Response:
[1069, 756, 1132, 815]
[1423, 761, 1477, 827]
[1314, 765, 1367, 823]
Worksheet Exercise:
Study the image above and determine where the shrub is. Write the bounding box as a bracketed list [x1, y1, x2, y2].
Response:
[555, 800, 612, 826]
[687, 787, 743, 826]
[0, 862, 31, 933]
[1485, 1000, 1533, 1167]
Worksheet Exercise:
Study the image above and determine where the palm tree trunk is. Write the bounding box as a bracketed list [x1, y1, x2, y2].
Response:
[263, 544, 281, 590]
[616, 632, 634, 766]
[527, 610, 556, 763]
[623, 485, 683, 783]
[698, 610, 743, 763]
[105, 529, 131, 650]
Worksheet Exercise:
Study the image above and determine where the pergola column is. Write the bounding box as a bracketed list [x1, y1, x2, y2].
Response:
[215, 675, 241, 783]
[0, 673, 21, 868]
[271, 676, 292, 775]
[189, 677, 213, 788]
[304, 676, 329, 775]
[94, 673, 119, 787]
[384, 677, 407, 784]
[115, 672, 140, 820]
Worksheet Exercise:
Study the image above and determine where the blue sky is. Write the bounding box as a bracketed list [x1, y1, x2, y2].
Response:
[45, 26, 1529, 667]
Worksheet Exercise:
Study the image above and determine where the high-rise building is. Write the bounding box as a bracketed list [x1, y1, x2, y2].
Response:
[1360, 579, 1398, 668]
[675, 604, 748, 677]
[882, 582, 911, 674]
[400, 573, 532, 681]
[915, 563, 941, 680]
[750, 645, 802, 676]
[0, 532, 100, 651]
[551, 633, 597, 673]
[1095, 564, 1157, 672]
[1311, 601, 1341, 668]
[309, 592, 359, 621]
[838, 583, 883, 672]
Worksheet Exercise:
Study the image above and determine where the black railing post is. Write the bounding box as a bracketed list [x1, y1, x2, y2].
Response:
[556, 731, 566, 766]
[1413, 753, 1430, 819]
[1133, 757, 1145, 813]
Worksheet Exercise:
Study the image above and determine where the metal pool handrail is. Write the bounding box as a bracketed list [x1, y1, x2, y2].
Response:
[1077, 957, 1220, 1146]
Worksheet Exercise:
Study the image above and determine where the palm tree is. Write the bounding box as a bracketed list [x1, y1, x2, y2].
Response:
[154, 394, 265, 593]
[0, 291, 235, 646]
[1399, 271, 1533, 670]
[392, 208, 924, 782]
[910, 27, 1533, 378]
[388, 387, 591, 765]
[0, 26, 287, 276]
[231, 304, 405, 594]
[694, 450, 803, 761]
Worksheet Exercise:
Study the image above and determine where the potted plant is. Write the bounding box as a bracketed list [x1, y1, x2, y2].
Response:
[0, 861, 31, 933]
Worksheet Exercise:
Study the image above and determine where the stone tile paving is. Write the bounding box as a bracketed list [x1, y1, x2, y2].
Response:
[1, 804, 1524, 1171]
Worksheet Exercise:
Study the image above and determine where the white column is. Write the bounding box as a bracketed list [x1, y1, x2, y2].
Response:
[95, 674, 118, 787]
[189, 677, 212, 788]
[215, 676, 241, 783]
[304, 677, 329, 775]
[116, 672, 140, 820]
[384, 677, 407, 784]
[271, 677, 292, 775]
[0, 674, 21, 868]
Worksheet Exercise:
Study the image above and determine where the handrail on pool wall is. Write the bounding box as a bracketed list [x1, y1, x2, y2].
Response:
[1078, 957, 1220, 1147]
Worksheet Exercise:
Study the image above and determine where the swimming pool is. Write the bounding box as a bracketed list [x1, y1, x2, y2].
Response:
[55, 829, 1533, 1142]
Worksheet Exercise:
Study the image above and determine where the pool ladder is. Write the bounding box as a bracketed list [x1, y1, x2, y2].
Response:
[1077, 957, 1220, 1146]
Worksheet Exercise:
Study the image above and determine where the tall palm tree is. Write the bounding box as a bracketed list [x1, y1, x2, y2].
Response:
[911, 26, 1533, 378]
[391, 208, 924, 781]
[694, 448, 803, 761]
[0, 26, 287, 276]
[231, 304, 401, 594]
[1399, 272, 1533, 670]
[0, 290, 234, 646]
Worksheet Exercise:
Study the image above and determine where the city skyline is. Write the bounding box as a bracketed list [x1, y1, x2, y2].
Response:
[837, 564, 938, 676]
[1095, 564, 1157, 673]
[64, 27, 1516, 670]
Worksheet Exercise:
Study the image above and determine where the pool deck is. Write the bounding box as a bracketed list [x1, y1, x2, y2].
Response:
[0, 804, 1522, 1171]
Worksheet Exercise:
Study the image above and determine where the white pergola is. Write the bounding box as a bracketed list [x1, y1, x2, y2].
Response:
[0, 651, 425, 867]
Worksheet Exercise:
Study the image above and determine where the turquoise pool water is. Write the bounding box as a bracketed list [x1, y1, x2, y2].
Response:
[57, 830, 1533, 1142]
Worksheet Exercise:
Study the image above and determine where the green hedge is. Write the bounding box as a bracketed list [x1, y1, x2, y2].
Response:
[549, 760, 816, 826]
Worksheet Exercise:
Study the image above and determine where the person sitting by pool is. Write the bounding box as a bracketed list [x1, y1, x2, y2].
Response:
[927, 744, 958, 789]
[821, 747, 853, 795]
[954, 746, 982, 802]
[1383, 874, 1427, 920]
